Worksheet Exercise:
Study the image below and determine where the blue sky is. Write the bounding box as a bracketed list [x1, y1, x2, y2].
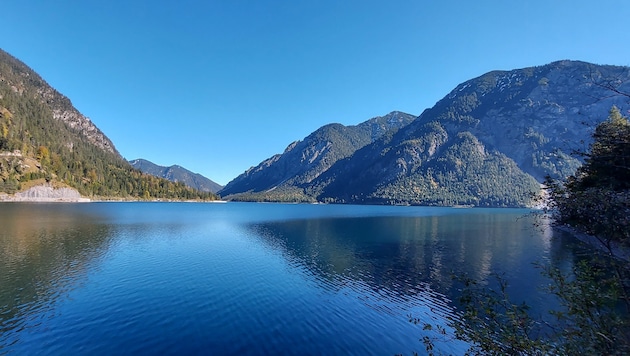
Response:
[3, 1, 630, 185]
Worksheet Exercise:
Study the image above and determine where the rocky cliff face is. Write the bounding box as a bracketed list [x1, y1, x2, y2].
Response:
[453, 60, 630, 180]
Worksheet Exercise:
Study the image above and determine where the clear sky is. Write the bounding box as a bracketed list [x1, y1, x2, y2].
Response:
[3, 1, 630, 185]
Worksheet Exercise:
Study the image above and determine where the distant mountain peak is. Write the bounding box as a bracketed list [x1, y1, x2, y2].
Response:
[130, 158, 223, 193]
[219, 111, 416, 199]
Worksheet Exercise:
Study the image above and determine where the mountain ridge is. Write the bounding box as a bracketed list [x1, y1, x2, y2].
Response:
[219, 111, 416, 201]
[222, 60, 630, 207]
[129, 158, 223, 193]
[3, 47, 628, 206]
[318, 60, 630, 206]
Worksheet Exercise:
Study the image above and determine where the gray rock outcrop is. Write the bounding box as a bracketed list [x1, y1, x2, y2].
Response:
[1, 184, 89, 202]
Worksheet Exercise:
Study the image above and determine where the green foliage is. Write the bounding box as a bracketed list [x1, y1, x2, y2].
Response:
[0, 176, 20, 194]
[418, 263, 630, 355]
[369, 131, 540, 207]
[227, 186, 315, 203]
[573, 106, 630, 191]
[316, 120, 541, 207]
[544, 259, 630, 355]
[530, 149, 581, 180]
[447, 274, 550, 355]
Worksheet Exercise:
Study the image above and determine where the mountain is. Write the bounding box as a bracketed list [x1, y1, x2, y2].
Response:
[223, 60, 630, 207]
[219, 111, 416, 201]
[316, 60, 630, 206]
[129, 158, 223, 193]
[0, 48, 216, 200]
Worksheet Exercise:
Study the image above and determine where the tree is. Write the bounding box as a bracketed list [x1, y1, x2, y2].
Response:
[549, 106, 630, 248]
[37, 145, 50, 162]
[573, 106, 630, 190]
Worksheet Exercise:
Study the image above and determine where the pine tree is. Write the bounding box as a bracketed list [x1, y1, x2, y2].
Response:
[550, 106, 630, 247]
[573, 106, 630, 190]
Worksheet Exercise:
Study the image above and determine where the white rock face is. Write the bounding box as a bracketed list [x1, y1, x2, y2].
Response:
[1, 184, 90, 202]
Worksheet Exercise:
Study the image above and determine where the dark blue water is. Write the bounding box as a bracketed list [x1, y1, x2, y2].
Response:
[0, 202, 591, 355]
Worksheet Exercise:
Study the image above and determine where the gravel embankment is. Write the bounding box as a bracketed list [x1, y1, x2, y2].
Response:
[0, 184, 90, 202]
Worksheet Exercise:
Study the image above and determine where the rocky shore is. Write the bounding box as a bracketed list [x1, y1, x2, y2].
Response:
[0, 184, 90, 202]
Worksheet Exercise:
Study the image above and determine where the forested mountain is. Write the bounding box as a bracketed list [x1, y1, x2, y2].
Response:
[219, 111, 415, 201]
[223, 61, 630, 207]
[0, 48, 217, 200]
[130, 158, 223, 193]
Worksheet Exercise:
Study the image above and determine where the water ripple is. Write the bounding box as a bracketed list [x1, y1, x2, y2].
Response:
[0, 203, 585, 355]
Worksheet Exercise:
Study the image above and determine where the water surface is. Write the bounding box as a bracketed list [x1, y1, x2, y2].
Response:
[0, 202, 591, 355]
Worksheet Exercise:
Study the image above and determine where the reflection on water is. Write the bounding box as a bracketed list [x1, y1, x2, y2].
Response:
[257, 213, 555, 285]
[0, 204, 114, 349]
[249, 212, 574, 323]
[0, 203, 604, 355]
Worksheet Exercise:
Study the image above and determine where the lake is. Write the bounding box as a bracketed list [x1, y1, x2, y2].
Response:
[0, 202, 594, 355]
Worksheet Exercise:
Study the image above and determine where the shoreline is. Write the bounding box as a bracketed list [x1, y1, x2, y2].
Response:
[0, 195, 227, 203]
[0, 184, 89, 203]
[0, 196, 91, 203]
[557, 225, 630, 263]
[0, 183, 225, 203]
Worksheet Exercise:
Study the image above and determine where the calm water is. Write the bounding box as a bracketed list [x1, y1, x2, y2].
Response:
[0, 202, 593, 355]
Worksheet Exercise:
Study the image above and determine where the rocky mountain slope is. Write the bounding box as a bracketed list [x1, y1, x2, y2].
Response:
[130, 158, 222, 193]
[223, 61, 630, 207]
[316, 60, 630, 206]
[0, 48, 216, 200]
[219, 111, 415, 201]
[0, 50, 117, 155]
